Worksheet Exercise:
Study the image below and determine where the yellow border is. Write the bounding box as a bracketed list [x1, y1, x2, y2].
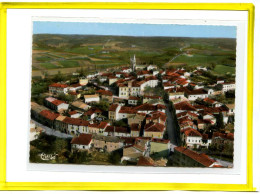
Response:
[0, 2, 255, 191]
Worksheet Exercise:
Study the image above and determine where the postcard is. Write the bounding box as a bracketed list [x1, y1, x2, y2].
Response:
[28, 19, 237, 169]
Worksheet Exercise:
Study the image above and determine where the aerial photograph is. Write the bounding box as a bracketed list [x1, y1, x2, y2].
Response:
[29, 21, 236, 168]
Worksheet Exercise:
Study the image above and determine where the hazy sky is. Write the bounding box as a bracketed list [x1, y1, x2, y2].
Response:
[33, 21, 236, 38]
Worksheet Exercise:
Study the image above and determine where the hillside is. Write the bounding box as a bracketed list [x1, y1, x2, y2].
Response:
[32, 34, 236, 76]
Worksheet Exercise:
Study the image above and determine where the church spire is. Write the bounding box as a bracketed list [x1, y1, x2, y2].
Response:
[131, 54, 136, 72]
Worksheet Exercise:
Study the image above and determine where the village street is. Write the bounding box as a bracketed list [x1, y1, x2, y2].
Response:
[165, 103, 178, 146]
[32, 120, 73, 139]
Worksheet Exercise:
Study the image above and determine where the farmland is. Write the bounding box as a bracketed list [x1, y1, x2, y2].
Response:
[32, 34, 236, 77]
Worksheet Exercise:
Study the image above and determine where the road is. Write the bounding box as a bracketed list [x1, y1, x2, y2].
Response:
[165, 103, 178, 146]
[32, 120, 73, 139]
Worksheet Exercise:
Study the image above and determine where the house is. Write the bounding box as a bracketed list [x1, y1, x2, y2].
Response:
[137, 156, 155, 166]
[128, 113, 146, 126]
[147, 65, 158, 71]
[44, 97, 69, 112]
[71, 134, 93, 151]
[62, 117, 89, 135]
[104, 126, 131, 137]
[108, 104, 121, 121]
[130, 81, 142, 96]
[79, 77, 88, 85]
[108, 76, 118, 85]
[92, 135, 125, 152]
[70, 101, 90, 111]
[185, 88, 209, 101]
[144, 76, 159, 88]
[211, 132, 234, 154]
[31, 102, 48, 122]
[197, 119, 214, 130]
[88, 121, 109, 135]
[144, 122, 165, 139]
[137, 70, 150, 78]
[69, 83, 83, 92]
[84, 107, 102, 120]
[222, 82, 235, 92]
[39, 110, 60, 128]
[174, 101, 197, 114]
[118, 84, 130, 98]
[55, 115, 68, 133]
[146, 111, 167, 125]
[121, 67, 132, 73]
[84, 94, 100, 103]
[202, 113, 216, 124]
[226, 104, 235, 115]
[68, 91, 81, 99]
[181, 128, 202, 149]
[173, 147, 219, 167]
[203, 98, 222, 107]
[96, 89, 113, 102]
[68, 110, 82, 118]
[49, 83, 69, 94]
[130, 123, 141, 137]
[128, 96, 139, 106]
[121, 138, 150, 163]
[118, 106, 137, 120]
[135, 103, 166, 114]
[163, 82, 175, 90]
[150, 138, 170, 158]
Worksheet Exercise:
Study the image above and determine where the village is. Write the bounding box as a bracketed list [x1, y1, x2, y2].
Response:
[30, 55, 235, 168]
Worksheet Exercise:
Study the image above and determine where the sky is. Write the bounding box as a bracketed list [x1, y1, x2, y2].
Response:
[33, 21, 236, 38]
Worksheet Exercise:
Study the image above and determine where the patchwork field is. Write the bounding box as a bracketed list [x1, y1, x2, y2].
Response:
[32, 34, 236, 77]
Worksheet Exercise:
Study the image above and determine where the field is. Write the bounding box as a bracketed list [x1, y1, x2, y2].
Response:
[32, 34, 236, 77]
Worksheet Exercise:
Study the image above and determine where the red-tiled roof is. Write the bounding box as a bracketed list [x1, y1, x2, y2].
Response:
[68, 110, 78, 115]
[186, 88, 208, 95]
[70, 83, 82, 87]
[212, 132, 234, 140]
[109, 104, 119, 112]
[137, 156, 155, 166]
[120, 137, 136, 145]
[71, 134, 92, 145]
[119, 106, 137, 114]
[174, 101, 196, 112]
[130, 123, 140, 132]
[203, 97, 216, 104]
[137, 70, 150, 75]
[51, 100, 66, 106]
[96, 89, 113, 96]
[49, 83, 68, 88]
[39, 110, 59, 121]
[129, 96, 139, 100]
[105, 126, 129, 134]
[135, 103, 166, 112]
[84, 107, 102, 115]
[174, 147, 215, 167]
[151, 138, 170, 144]
[184, 128, 202, 137]
[63, 117, 89, 126]
[144, 122, 165, 132]
[146, 111, 167, 123]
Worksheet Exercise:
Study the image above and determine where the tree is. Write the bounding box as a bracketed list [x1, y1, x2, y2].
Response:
[216, 112, 224, 129]
[214, 84, 223, 91]
[163, 92, 169, 103]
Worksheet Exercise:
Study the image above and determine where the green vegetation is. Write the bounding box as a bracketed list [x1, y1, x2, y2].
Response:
[40, 62, 58, 69]
[59, 60, 79, 68]
[32, 34, 236, 76]
[214, 64, 236, 75]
